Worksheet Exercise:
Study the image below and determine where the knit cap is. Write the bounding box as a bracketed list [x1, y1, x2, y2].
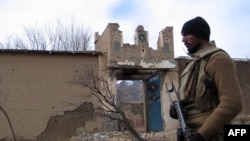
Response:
[181, 16, 210, 41]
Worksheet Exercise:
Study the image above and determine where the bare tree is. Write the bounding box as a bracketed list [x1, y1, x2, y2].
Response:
[0, 77, 17, 141]
[0, 19, 92, 51]
[72, 67, 146, 141]
[0, 34, 27, 50]
[0, 107, 17, 141]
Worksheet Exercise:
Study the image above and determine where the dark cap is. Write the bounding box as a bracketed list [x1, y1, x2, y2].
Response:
[181, 16, 210, 41]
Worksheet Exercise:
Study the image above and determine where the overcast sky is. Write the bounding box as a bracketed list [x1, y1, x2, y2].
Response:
[0, 0, 249, 59]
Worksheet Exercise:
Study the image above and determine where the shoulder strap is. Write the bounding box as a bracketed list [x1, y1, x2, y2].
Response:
[190, 49, 223, 99]
[189, 60, 201, 99]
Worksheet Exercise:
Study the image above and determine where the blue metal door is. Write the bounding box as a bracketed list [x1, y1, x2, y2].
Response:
[146, 73, 163, 132]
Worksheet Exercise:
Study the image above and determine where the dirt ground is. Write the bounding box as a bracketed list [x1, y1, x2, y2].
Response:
[69, 115, 250, 141]
[70, 128, 176, 141]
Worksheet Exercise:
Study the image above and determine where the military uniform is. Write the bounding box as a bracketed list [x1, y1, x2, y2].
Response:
[178, 41, 243, 141]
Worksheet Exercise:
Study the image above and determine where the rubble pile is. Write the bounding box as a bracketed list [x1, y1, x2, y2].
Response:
[69, 115, 250, 141]
[70, 128, 176, 141]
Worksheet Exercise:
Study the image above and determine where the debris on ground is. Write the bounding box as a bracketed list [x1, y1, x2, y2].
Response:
[70, 127, 176, 141]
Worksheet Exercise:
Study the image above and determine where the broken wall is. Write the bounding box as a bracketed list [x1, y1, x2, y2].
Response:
[0, 51, 103, 141]
[95, 23, 176, 69]
[235, 60, 250, 115]
[120, 103, 145, 133]
[1, 23, 249, 141]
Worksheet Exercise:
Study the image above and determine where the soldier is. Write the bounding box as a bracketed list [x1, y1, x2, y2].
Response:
[170, 16, 243, 141]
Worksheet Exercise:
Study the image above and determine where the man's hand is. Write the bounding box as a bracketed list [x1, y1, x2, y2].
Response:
[187, 133, 204, 141]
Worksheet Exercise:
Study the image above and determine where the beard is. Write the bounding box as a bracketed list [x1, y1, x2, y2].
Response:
[186, 42, 200, 54]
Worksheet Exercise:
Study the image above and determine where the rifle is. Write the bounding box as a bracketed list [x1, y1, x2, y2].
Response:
[166, 81, 191, 141]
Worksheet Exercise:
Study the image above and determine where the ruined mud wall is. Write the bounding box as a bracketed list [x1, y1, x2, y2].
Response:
[1, 22, 249, 141]
[120, 103, 145, 133]
[95, 23, 176, 69]
[235, 60, 250, 115]
[0, 51, 103, 141]
[37, 102, 95, 141]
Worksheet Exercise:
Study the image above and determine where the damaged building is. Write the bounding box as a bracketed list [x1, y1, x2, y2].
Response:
[0, 23, 249, 141]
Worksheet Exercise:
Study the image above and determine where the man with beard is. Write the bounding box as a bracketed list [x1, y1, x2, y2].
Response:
[170, 16, 243, 141]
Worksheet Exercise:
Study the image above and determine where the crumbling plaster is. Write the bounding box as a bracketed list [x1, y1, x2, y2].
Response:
[0, 23, 249, 141]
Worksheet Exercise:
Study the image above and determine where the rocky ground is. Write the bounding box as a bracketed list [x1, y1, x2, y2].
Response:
[69, 115, 250, 141]
[70, 129, 176, 141]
